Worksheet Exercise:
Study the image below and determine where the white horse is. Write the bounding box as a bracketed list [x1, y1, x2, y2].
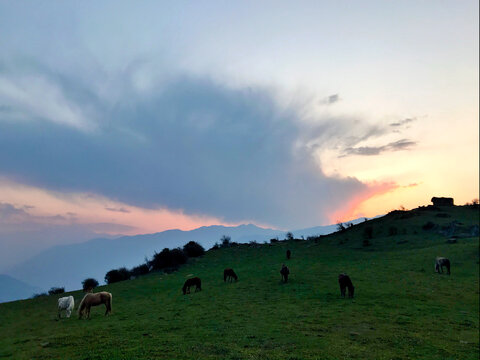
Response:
[57, 295, 74, 318]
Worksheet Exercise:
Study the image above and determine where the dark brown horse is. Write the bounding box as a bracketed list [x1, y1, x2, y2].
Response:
[280, 264, 290, 283]
[286, 249, 291, 260]
[435, 257, 451, 275]
[78, 291, 112, 319]
[224, 268, 238, 282]
[338, 274, 354, 298]
[182, 277, 202, 295]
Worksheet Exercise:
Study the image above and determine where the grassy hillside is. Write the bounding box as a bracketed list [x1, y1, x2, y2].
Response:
[0, 205, 478, 360]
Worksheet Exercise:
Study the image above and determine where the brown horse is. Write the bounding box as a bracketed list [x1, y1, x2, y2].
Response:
[338, 274, 354, 298]
[280, 264, 290, 283]
[224, 268, 238, 282]
[286, 249, 291, 259]
[78, 291, 112, 319]
[182, 277, 202, 295]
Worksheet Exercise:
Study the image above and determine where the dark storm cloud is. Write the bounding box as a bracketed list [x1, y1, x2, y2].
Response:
[0, 65, 375, 228]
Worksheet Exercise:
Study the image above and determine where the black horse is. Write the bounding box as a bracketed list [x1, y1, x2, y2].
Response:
[286, 249, 291, 260]
[182, 277, 202, 295]
[280, 264, 290, 283]
[224, 268, 238, 282]
[435, 257, 451, 275]
[338, 273, 354, 298]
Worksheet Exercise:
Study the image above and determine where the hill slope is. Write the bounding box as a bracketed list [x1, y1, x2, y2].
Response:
[5, 221, 357, 294]
[0, 205, 478, 360]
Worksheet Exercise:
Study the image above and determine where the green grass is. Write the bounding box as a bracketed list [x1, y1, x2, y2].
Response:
[0, 206, 478, 359]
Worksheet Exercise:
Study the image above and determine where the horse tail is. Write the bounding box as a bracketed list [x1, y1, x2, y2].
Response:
[78, 294, 87, 318]
[107, 293, 113, 313]
[224, 270, 227, 282]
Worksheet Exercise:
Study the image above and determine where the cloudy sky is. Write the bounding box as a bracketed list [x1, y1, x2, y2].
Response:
[0, 1, 478, 268]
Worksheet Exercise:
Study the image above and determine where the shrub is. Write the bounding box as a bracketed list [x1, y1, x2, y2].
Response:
[363, 226, 373, 239]
[183, 241, 205, 257]
[336, 223, 346, 232]
[270, 238, 279, 244]
[220, 235, 231, 248]
[148, 248, 187, 271]
[48, 287, 65, 295]
[130, 264, 150, 278]
[82, 278, 99, 292]
[285, 232, 294, 241]
[105, 267, 131, 284]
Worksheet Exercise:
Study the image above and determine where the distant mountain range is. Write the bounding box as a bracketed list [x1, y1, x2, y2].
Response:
[0, 274, 42, 303]
[2, 218, 369, 302]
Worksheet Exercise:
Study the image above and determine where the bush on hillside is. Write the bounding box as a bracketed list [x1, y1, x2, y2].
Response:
[285, 232, 294, 241]
[130, 264, 150, 278]
[48, 287, 65, 295]
[220, 235, 231, 247]
[82, 278, 99, 292]
[148, 248, 188, 271]
[183, 241, 205, 257]
[105, 267, 131, 284]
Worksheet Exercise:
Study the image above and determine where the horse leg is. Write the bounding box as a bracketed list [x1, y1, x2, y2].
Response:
[340, 286, 345, 298]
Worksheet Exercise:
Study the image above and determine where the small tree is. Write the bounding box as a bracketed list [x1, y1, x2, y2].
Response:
[221, 235, 231, 248]
[105, 267, 131, 284]
[336, 222, 346, 232]
[183, 241, 205, 257]
[48, 287, 65, 295]
[285, 232, 294, 241]
[82, 278, 99, 292]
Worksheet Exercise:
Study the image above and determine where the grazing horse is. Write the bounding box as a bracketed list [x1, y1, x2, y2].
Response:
[78, 292, 112, 319]
[182, 277, 202, 295]
[435, 257, 451, 275]
[57, 295, 74, 318]
[338, 273, 354, 298]
[280, 264, 290, 283]
[224, 268, 238, 282]
[286, 249, 291, 260]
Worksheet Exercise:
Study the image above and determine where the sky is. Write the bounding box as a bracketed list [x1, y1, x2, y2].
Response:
[0, 1, 478, 269]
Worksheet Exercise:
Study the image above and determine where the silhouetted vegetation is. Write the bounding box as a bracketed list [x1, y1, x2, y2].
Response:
[48, 287, 65, 295]
[285, 232, 294, 241]
[130, 264, 150, 278]
[148, 248, 188, 272]
[105, 267, 131, 284]
[82, 278, 99, 292]
[220, 235, 231, 247]
[183, 241, 205, 257]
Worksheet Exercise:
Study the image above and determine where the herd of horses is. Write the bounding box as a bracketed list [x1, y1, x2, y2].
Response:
[56, 250, 451, 319]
